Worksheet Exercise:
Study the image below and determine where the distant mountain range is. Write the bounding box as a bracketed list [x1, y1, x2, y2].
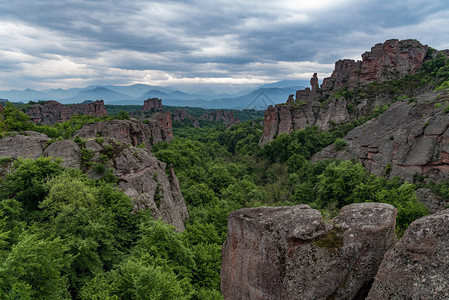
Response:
[0, 80, 309, 110]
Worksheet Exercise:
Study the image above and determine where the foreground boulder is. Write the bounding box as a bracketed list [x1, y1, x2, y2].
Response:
[221, 203, 397, 300]
[367, 209, 449, 300]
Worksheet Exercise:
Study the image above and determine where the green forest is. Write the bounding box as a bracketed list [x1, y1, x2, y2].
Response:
[1, 54, 449, 299]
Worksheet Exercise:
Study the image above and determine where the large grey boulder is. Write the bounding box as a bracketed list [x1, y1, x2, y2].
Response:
[221, 203, 397, 300]
[44, 140, 81, 168]
[367, 209, 449, 300]
[0, 132, 49, 159]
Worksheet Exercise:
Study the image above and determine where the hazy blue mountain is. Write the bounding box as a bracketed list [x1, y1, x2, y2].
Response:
[60, 87, 134, 104]
[259, 79, 310, 89]
[0, 89, 52, 102]
[139, 86, 304, 110]
[1, 79, 305, 109]
[105, 84, 176, 98]
[42, 88, 84, 100]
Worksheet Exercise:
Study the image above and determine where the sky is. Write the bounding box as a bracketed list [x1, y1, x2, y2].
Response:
[0, 0, 449, 91]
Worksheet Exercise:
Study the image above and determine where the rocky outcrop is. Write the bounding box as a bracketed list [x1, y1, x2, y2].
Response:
[321, 39, 428, 90]
[75, 119, 153, 149]
[24, 100, 107, 125]
[142, 98, 163, 112]
[70, 100, 108, 118]
[221, 203, 397, 300]
[146, 112, 173, 143]
[415, 188, 448, 214]
[0, 119, 187, 231]
[199, 110, 240, 126]
[367, 209, 449, 300]
[74, 117, 172, 149]
[43, 140, 81, 169]
[259, 39, 443, 145]
[0, 132, 49, 159]
[44, 137, 187, 231]
[172, 110, 200, 128]
[312, 91, 449, 183]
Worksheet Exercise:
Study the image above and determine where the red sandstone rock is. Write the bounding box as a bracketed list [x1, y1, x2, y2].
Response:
[142, 98, 163, 112]
[259, 39, 440, 146]
[199, 110, 240, 126]
[147, 111, 173, 143]
[24, 100, 107, 125]
[221, 203, 397, 300]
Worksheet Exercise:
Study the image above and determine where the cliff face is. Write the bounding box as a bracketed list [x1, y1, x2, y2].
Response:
[321, 39, 428, 90]
[198, 110, 240, 126]
[146, 111, 174, 143]
[312, 90, 449, 184]
[0, 120, 187, 231]
[172, 109, 240, 127]
[221, 203, 397, 300]
[25, 100, 107, 125]
[259, 39, 436, 145]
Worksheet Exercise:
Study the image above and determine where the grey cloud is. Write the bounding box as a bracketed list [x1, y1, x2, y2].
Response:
[0, 0, 448, 90]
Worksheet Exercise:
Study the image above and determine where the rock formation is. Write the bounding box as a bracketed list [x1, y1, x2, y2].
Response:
[312, 90, 449, 184]
[146, 112, 174, 143]
[24, 100, 108, 125]
[142, 98, 163, 112]
[171, 109, 240, 128]
[70, 100, 108, 117]
[221, 203, 397, 300]
[259, 39, 441, 145]
[415, 188, 448, 214]
[367, 209, 449, 300]
[172, 110, 200, 128]
[0, 131, 49, 159]
[0, 119, 187, 231]
[199, 110, 240, 126]
[74, 116, 172, 150]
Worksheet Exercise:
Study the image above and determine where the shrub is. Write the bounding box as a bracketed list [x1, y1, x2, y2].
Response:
[334, 139, 347, 151]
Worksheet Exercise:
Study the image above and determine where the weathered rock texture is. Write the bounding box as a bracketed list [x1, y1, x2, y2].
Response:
[199, 110, 240, 126]
[415, 188, 448, 213]
[146, 112, 173, 143]
[0, 132, 49, 159]
[172, 110, 200, 128]
[259, 39, 443, 145]
[46, 137, 187, 231]
[0, 120, 187, 231]
[367, 209, 449, 300]
[321, 39, 428, 90]
[25, 100, 107, 125]
[312, 91, 449, 183]
[74, 117, 172, 149]
[142, 98, 163, 112]
[221, 203, 397, 300]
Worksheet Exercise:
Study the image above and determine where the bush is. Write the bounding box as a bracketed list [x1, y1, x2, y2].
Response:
[334, 139, 347, 151]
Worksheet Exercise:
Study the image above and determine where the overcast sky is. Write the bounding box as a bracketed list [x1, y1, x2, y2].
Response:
[1, 0, 449, 90]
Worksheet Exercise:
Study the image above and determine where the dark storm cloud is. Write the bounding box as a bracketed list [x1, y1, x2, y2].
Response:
[0, 0, 448, 89]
